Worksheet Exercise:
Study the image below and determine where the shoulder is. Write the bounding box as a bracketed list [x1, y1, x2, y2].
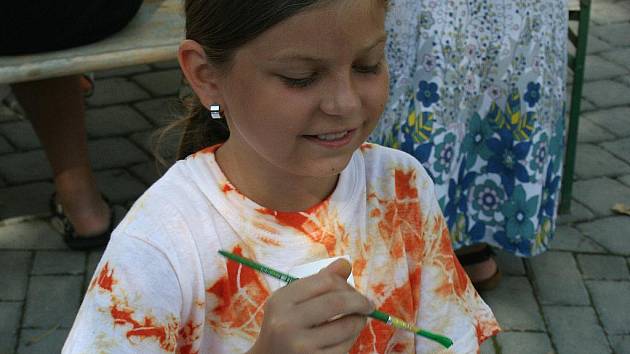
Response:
[359, 143, 434, 190]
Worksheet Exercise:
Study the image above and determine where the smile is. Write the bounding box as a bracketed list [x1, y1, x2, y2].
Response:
[303, 129, 356, 148]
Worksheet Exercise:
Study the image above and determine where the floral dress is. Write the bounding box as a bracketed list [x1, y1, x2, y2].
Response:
[371, 0, 568, 256]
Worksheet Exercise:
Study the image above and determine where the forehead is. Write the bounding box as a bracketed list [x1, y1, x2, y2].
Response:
[237, 0, 386, 62]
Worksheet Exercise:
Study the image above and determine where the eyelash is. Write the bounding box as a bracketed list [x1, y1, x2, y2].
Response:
[281, 62, 383, 89]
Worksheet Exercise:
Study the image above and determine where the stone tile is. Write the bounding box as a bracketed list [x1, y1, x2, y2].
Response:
[85, 250, 104, 282]
[494, 249, 525, 275]
[17, 328, 69, 354]
[0, 251, 31, 300]
[0, 334, 17, 354]
[94, 64, 152, 79]
[529, 251, 589, 305]
[574, 144, 630, 179]
[620, 174, 630, 188]
[0, 182, 55, 220]
[583, 107, 630, 138]
[85, 105, 152, 138]
[23, 275, 82, 328]
[610, 335, 630, 354]
[573, 178, 630, 217]
[134, 97, 183, 127]
[582, 80, 630, 108]
[86, 77, 150, 106]
[621, 75, 630, 87]
[577, 118, 616, 143]
[479, 339, 495, 354]
[583, 55, 628, 81]
[133, 69, 182, 97]
[601, 48, 630, 70]
[557, 199, 595, 225]
[586, 35, 612, 55]
[577, 254, 630, 280]
[586, 280, 630, 334]
[88, 138, 148, 170]
[31, 251, 85, 276]
[94, 169, 147, 204]
[0, 121, 40, 150]
[0, 135, 13, 154]
[152, 60, 180, 70]
[480, 276, 544, 331]
[494, 332, 552, 354]
[0, 219, 66, 250]
[0, 150, 52, 184]
[543, 306, 611, 354]
[131, 128, 180, 161]
[577, 216, 630, 255]
[130, 161, 164, 186]
[592, 23, 630, 47]
[591, 1, 630, 25]
[0, 302, 23, 333]
[601, 137, 630, 164]
[130, 130, 157, 156]
[549, 225, 606, 253]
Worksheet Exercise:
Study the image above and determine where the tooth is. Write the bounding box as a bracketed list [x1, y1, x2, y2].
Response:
[317, 131, 348, 141]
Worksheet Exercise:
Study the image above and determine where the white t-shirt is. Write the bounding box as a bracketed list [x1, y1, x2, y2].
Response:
[63, 143, 499, 354]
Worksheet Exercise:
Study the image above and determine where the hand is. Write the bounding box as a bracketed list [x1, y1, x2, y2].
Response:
[248, 259, 374, 354]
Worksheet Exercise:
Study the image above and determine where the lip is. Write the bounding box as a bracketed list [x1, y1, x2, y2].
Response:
[303, 129, 357, 148]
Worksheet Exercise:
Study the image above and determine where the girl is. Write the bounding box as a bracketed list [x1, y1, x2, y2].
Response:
[63, 0, 499, 353]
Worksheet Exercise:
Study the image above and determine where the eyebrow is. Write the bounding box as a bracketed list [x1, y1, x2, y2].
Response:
[268, 35, 387, 64]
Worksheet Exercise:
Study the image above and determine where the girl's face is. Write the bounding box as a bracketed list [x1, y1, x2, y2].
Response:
[217, 0, 388, 179]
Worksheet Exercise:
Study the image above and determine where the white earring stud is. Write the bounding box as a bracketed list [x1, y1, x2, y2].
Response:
[209, 104, 222, 119]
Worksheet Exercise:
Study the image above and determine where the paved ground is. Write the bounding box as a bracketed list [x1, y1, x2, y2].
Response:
[1, 2, 630, 353]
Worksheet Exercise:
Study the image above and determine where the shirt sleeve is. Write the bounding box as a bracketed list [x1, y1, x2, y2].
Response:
[415, 174, 500, 354]
[62, 233, 183, 354]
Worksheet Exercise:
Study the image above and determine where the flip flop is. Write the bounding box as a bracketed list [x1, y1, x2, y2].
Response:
[457, 245, 502, 291]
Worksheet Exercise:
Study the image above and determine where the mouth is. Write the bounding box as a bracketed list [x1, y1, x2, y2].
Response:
[303, 129, 357, 148]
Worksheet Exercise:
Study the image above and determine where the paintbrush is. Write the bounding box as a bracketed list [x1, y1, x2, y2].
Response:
[218, 250, 453, 348]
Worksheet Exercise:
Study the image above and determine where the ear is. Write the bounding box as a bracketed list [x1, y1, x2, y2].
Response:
[178, 39, 224, 108]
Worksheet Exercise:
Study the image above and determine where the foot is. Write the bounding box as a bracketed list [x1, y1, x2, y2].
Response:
[456, 244, 498, 284]
[54, 192, 111, 238]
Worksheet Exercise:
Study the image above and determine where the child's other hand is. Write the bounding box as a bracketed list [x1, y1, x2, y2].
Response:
[248, 259, 374, 354]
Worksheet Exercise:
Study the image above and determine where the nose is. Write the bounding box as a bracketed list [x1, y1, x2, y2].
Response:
[320, 72, 361, 117]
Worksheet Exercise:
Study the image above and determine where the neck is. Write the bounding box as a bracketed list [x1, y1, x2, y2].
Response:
[215, 141, 339, 212]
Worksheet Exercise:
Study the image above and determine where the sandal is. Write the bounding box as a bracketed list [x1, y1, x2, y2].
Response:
[49, 193, 115, 250]
[457, 245, 502, 291]
[80, 73, 95, 97]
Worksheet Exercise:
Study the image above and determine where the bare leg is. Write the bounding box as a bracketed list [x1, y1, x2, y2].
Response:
[455, 243, 498, 282]
[11, 75, 110, 237]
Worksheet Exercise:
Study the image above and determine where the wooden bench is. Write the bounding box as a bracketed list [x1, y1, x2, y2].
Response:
[0, 0, 184, 84]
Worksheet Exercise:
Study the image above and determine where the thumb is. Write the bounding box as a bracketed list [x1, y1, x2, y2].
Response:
[321, 258, 352, 281]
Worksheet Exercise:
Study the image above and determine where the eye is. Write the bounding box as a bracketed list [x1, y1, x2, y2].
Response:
[280, 74, 318, 88]
[353, 62, 383, 74]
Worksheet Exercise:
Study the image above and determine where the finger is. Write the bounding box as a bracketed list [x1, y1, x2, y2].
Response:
[312, 315, 368, 354]
[297, 290, 374, 327]
[320, 259, 352, 280]
[278, 269, 353, 304]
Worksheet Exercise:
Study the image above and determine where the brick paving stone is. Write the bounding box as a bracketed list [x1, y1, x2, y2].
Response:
[131, 128, 180, 160]
[549, 225, 606, 253]
[601, 137, 630, 164]
[86, 77, 150, 106]
[0, 135, 13, 154]
[557, 200, 595, 225]
[152, 60, 180, 70]
[480, 338, 495, 354]
[586, 35, 613, 55]
[586, 280, 630, 334]
[0, 251, 31, 301]
[130, 161, 163, 186]
[85, 105, 152, 138]
[83, 250, 105, 292]
[94, 64, 152, 79]
[620, 174, 630, 188]
[582, 80, 630, 108]
[583, 55, 628, 81]
[0, 182, 54, 220]
[574, 144, 630, 179]
[134, 97, 183, 127]
[0, 302, 23, 334]
[621, 75, 630, 87]
[577, 216, 630, 255]
[573, 177, 630, 217]
[543, 306, 611, 354]
[529, 251, 589, 305]
[0, 121, 40, 150]
[601, 48, 630, 70]
[591, 1, 630, 25]
[1, 335, 17, 354]
[88, 138, 148, 170]
[610, 335, 630, 354]
[577, 254, 630, 280]
[95, 169, 146, 204]
[23, 275, 82, 328]
[31, 251, 85, 276]
[0, 219, 66, 250]
[592, 23, 630, 47]
[494, 332, 552, 354]
[577, 118, 616, 143]
[133, 69, 182, 97]
[480, 276, 545, 331]
[494, 249, 525, 275]
[583, 107, 630, 138]
[17, 328, 69, 354]
[0, 150, 52, 184]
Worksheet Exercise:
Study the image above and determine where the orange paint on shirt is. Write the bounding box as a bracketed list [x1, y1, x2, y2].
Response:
[394, 169, 419, 199]
[177, 320, 201, 354]
[90, 262, 115, 292]
[353, 258, 367, 278]
[222, 183, 234, 193]
[258, 236, 281, 246]
[207, 246, 270, 337]
[110, 303, 177, 351]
